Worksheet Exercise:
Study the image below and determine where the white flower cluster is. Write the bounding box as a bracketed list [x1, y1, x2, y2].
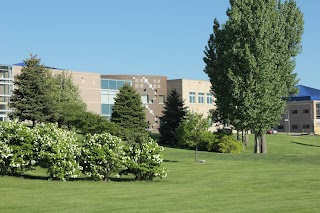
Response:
[0, 122, 37, 175]
[125, 137, 167, 180]
[81, 133, 128, 181]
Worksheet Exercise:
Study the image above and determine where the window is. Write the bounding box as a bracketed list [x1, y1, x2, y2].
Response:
[198, 93, 204, 104]
[303, 109, 309, 113]
[109, 80, 117, 90]
[189, 92, 195, 103]
[141, 95, 149, 104]
[317, 103, 320, 118]
[278, 125, 284, 130]
[101, 79, 132, 90]
[292, 125, 298, 129]
[101, 104, 113, 117]
[117, 81, 125, 89]
[303, 124, 310, 129]
[207, 93, 213, 104]
[291, 110, 298, 114]
[159, 95, 165, 104]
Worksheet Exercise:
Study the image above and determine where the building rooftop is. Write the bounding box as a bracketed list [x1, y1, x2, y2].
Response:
[14, 62, 62, 70]
[289, 85, 320, 101]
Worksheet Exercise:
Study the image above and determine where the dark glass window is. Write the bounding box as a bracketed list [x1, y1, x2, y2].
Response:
[109, 80, 117, 90]
[291, 110, 298, 114]
[101, 80, 109, 89]
[117, 81, 125, 89]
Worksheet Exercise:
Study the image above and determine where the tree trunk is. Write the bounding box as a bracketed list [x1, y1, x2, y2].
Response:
[254, 133, 261, 153]
[195, 144, 198, 163]
[237, 130, 240, 141]
[244, 131, 249, 147]
[261, 134, 267, 153]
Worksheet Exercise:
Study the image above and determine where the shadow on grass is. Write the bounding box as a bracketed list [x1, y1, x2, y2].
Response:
[291, 141, 320, 148]
[3, 173, 141, 182]
[163, 159, 179, 163]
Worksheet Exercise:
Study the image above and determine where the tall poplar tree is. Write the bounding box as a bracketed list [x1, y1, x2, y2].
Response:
[9, 55, 54, 127]
[111, 84, 148, 134]
[204, 0, 303, 153]
[159, 89, 187, 145]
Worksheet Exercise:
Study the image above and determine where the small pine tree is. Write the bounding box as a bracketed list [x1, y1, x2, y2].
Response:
[111, 84, 148, 134]
[159, 89, 187, 145]
[9, 55, 54, 127]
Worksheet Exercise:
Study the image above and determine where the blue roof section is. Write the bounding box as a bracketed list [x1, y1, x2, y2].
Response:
[289, 85, 320, 101]
[13, 62, 62, 70]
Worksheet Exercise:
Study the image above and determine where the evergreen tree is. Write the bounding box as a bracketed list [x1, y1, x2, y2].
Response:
[204, 0, 303, 153]
[159, 89, 187, 145]
[111, 84, 148, 134]
[9, 55, 54, 127]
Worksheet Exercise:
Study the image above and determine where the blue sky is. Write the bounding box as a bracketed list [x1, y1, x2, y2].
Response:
[1, 0, 319, 88]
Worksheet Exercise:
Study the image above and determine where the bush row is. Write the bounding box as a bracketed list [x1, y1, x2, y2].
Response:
[0, 122, 166, 181]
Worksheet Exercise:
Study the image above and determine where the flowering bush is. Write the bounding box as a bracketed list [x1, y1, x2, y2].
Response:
[0, 122, 37, 175]
[123, 133, 167, 180]
[81, 133, 127, 181]
[33, 123, 82, 180]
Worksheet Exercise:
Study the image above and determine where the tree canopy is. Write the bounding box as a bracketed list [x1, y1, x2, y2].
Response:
[111, 84, 148, 134]
[204, 0, 304, 153]
[51, 71, 87, 128]
[9, 55, 54, 127]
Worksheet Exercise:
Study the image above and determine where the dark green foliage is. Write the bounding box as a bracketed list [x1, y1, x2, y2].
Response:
[75, 111, 118, 135]
[159, 89, 187, 145]
[111, 84, 148, 134]
[204, 0, 304, 153]
[9, 55, 54, 127]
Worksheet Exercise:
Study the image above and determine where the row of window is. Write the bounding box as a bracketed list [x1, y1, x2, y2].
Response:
[141, 95, 165, 104]
[278, 124, 310, 130]
[101, 79, 132, 90]
[291, 109, 309, 114]
[189, 92, 213, 104]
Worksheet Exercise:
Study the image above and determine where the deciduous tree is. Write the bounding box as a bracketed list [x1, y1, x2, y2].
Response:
[204, 0, 303, 153]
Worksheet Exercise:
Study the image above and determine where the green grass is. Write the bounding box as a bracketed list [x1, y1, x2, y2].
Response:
[1, 134, 320, 212]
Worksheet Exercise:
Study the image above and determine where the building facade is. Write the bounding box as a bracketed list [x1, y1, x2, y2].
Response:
[0, 65, 14, 121]
[167, 79, 216, 131]
[3, 63, 168, 132]
[101, 75, 167, 132]
[167, 79, 214, 116]
[276, 85, 320, 134]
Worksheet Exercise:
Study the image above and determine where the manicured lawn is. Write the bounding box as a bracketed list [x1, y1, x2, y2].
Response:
[1, 134, 320, 212]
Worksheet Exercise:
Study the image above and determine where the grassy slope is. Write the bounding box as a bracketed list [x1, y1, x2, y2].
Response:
[1, 134, 320, 212]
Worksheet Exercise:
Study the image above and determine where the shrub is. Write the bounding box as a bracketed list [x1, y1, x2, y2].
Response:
[0, 122, 37, 175]
[34, 123, 82, 180]
[208, 134, 242, 153]
[81, 133, 127, 181]
[123, 133, 167, 180]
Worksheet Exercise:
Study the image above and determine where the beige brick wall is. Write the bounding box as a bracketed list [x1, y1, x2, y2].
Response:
[168, 79, 217, 131]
